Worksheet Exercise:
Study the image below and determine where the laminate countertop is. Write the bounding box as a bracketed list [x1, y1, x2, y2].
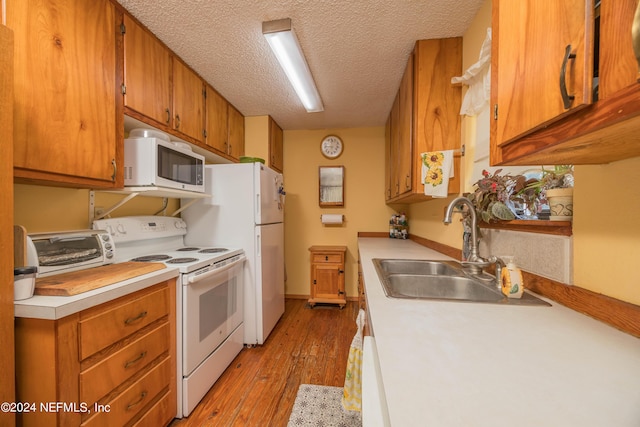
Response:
[13, 267, 179, 320]
[358, 237, 640, 427]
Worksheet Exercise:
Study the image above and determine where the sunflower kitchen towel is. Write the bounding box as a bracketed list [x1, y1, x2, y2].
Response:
[421, 150, 454, 198]
[342, 309, 366, 412]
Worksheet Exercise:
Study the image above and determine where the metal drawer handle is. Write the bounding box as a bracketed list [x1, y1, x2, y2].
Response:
[110, 159, 117, 182]
[126, 391, 148, 411]
[124, 310, 148, 325]
[560, 44, 576, 109]
[124, 351, 147, 369]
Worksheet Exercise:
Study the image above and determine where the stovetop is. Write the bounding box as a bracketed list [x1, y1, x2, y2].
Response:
[93, 216, 243, 274]
[129, 246, 244, 274]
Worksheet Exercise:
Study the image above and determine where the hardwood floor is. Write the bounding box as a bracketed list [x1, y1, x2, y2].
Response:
[170, 298, 358, 427]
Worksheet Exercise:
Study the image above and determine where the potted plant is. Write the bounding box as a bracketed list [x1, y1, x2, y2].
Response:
[467, 166, 573, 223]
[467, 169, 538, 223]
[536, 165, 574, 221]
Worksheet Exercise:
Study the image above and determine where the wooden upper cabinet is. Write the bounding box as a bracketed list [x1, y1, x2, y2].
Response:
[269, 117, 284, 173]
[386, 38, 462, 204]
[8, 0, 121, 188]
[204, 84, 229, 153]
[172, 58, 204, 142]
[493, 0, 593, 147]
[227, 104, 245, 160]
[491, 0, 640, 165]
[123, 14, 172, 127]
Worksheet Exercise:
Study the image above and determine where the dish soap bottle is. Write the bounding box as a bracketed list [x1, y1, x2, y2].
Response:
[500, 256, 524, 299]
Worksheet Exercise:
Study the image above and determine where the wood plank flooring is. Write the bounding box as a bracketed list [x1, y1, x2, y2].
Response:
[170, 299, 358, 427]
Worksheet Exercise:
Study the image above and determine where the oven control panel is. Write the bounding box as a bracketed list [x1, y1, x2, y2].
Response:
[93, 216, 187, 243]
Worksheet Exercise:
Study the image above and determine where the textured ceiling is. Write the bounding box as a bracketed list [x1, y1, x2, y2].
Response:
[116, 0, 484, 130]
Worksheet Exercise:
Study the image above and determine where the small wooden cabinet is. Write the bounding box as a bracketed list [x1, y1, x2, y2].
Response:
[204, 84, 245, 161]
[385, 38, 462, 203]
[123, 14, 172, 129]
[308, 246, 347, 308]
[15, 281, 177, 427]
[172, 58, 204, 142]
[227, 104, 245, 160]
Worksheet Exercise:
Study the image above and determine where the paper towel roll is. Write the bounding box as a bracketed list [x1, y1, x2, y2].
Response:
[321, 214, 344, 225]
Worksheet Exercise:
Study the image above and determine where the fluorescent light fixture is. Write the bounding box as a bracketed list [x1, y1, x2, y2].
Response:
[263, 18, 324, 113]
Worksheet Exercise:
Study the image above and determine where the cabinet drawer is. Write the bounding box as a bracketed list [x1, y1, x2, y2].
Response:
[79, 286, 169, 360]
[131, 390, 172, 427]
[81, 357, 171, 427]
[312, 254, 343, 264]
[80, 322, 170, 406]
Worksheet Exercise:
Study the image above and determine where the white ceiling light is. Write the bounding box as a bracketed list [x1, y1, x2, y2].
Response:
[262, 18, 324, 113]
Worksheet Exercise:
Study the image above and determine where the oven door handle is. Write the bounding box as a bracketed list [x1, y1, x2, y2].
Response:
[187, 255, 246, 284]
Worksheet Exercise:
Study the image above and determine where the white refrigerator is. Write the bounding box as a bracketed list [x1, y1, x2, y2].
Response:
[182, 162, 285, 345]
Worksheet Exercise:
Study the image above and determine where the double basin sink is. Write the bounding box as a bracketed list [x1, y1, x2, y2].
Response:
[373, 258, 550, 306]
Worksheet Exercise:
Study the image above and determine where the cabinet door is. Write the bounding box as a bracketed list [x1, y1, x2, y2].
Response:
[493, 0, 593, 146]
[204, 84, 229, 154]
[269, 117, 284, 173]
[389, 93, 401, 197]
[227, 104, 245, 160]
[8, 0, 118, 186]
[384, 115, 392, 200]
[123, 14, 172, 127]
[397, 52, 413, 196]
[173, 59, 204, 141]
[313, 264, 342, 300]
[599, 0, 640, 99]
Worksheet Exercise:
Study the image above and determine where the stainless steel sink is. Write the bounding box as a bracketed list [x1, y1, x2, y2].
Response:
[373, 258, 550, 306]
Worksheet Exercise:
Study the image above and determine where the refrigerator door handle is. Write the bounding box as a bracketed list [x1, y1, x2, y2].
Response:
[256, 194, 260, 218]
[256, 233, 261, 257]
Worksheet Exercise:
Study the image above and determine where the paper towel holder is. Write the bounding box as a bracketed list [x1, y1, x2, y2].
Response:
[320, 214, 345, 226]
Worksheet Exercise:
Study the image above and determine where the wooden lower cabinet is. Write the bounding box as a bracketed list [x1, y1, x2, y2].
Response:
[308, 246, 347, 308]
[14, 281, 177, 427]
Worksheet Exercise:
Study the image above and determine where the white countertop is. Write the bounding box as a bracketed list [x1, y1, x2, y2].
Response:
[14, 268, 179, 320]
[358, 237, 640, 427]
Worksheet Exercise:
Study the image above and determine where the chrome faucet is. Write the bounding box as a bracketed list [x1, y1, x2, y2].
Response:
[443, 196, 488, 274]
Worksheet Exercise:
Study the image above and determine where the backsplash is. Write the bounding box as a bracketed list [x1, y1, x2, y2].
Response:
[479, 229, 573, 285]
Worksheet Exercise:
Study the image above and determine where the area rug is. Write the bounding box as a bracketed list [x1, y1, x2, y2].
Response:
[287, 384, 362, 426]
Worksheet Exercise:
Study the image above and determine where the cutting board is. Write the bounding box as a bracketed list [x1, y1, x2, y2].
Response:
[34, 262, 166, 296]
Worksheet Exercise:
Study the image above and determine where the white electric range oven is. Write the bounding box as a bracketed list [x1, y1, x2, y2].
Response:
[93, 216, 245, 418]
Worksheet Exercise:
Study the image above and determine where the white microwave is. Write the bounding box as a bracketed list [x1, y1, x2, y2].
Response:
[124, 129, 205, 193]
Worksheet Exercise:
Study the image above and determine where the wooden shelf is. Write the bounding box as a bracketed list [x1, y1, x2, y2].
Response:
[479, 219, 572, 236]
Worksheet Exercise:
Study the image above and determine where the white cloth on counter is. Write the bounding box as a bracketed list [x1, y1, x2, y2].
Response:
[451, 27, 492, 116]
[421, 150, 454, 198]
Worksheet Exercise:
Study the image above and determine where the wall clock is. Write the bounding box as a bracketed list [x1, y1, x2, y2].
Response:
[320, 135, 343, 159]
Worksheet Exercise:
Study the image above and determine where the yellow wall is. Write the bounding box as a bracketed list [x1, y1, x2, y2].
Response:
[573, 159, 640, 304]
[14, 184, 180, 233]
[244, 115, 269, 162]
[283, 127, 395, 298]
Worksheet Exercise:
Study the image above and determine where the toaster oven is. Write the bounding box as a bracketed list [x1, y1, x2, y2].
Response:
[26, 229, 115, 277]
